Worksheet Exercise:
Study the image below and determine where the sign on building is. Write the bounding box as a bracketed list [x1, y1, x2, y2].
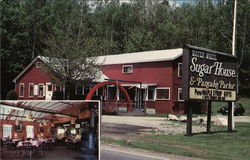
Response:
[182, 45, 237, 101]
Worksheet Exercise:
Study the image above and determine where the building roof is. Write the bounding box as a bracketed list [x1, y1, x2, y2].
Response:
[12, 56, 109, 83]
[13, 48, 183, 83]
[97, 48, 183, 65]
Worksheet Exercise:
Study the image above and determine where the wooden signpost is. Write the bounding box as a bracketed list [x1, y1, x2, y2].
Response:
[182, 45, 238, 136]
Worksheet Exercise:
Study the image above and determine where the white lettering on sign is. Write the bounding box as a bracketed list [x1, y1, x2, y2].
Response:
[192, 50, 205, 58]
[192, 50, 217, 61]
[214, 62, 236, 77]
[189, 76, 235, 90]
[190, 57, 236, 78]
[206, 53, 217, 61]
[190, 57, 215, 77]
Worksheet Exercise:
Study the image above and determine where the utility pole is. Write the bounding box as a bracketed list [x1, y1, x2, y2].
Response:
[231, 0, 237, 131]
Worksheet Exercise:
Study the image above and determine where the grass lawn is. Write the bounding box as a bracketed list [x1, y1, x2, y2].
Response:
[102, 122, 250, 160]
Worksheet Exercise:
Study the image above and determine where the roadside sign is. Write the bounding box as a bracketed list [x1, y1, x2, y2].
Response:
[182, 45, 237, 102]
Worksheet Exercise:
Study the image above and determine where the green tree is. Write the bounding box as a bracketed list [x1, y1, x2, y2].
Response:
[1, 0, 31, 99]
[42, 0, 100, 99]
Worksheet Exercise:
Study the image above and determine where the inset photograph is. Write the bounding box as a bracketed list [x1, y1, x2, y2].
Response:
[0, 100, 100, 160]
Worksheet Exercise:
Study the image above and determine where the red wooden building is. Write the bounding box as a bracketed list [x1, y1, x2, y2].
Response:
[13, 49, 207, 114]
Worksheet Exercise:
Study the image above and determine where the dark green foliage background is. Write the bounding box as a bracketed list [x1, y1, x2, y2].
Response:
[1, 0, 250, 99]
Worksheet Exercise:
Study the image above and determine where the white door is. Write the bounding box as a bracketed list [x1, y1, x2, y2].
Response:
[45, 83, 53, 100]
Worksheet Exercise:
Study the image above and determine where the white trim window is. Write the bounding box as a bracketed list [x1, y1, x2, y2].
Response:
[19, 83, 24, 97]
[178, 88, 184, 101]
[26, 125, 34, 138]
[156, 87, 170, 100]
[146, 86, 156, 101]
[122, 65, 133, 74]
[3, 124, 12, 138]
[38, 84, 45, 97]
[75, 86, 84, 95]
[178, 63, 182, 77]
[29, 83, 34, 98]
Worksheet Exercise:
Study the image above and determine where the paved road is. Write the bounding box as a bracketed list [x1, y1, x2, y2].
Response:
[101, 147, 168, 160]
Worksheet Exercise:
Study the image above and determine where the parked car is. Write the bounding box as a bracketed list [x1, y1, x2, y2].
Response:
[218, 103, 245, 116]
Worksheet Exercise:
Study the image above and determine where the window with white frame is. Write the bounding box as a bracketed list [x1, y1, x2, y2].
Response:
[75, 86, 83, 95]
[156, 87, 170, 100]
[147, 86, 156, 101]
[29, 83, 34, 97]
[3, 124, 12, 138]
[19, 83, 24, 97]
[178, 88, 184, 101]
[26, 125, 34, 138]
[38, 84, 44, 97]
[122, 65, 133, 74]
[178, 63, 182, 77]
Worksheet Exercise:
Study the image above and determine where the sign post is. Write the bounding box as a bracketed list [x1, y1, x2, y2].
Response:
[207, 101, 212, 134]
[186, 101, 192, 136]
[228, 102, 233, 132]
[182, 45, 238, 136]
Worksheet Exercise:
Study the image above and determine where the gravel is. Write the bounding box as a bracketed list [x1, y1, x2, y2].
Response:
[101, 115, 250, 135]
[102, 115, 206, 135]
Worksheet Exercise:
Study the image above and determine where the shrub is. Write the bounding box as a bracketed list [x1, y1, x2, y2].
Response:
[52, 90, 64, 100]
[6, 89, 17, 100]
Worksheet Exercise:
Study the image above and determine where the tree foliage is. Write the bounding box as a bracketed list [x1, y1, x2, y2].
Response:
[6, 89, 17, 100]
[1, 0, 250, 99]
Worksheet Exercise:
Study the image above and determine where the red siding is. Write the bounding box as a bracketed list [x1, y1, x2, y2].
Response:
[102, 61, 172, 86]
[16, 62, 51, 100]
[14, 56, 207, 114]
[102, 61, 174, 114]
